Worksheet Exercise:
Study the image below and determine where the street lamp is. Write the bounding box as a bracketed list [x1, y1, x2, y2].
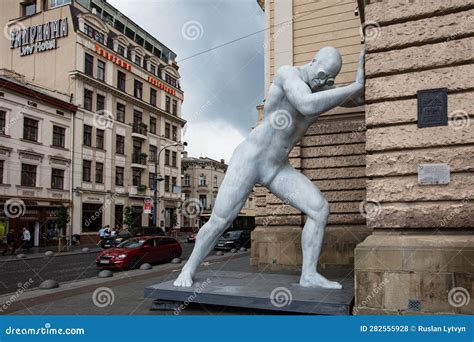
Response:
[152, 141, 187, 228]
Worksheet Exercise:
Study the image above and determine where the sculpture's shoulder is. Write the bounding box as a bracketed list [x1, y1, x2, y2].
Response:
[275, 65, 298, 79]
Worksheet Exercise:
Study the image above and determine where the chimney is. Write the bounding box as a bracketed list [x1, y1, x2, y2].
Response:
[182, 151, 188, 158]
[220, 159, 225, 164]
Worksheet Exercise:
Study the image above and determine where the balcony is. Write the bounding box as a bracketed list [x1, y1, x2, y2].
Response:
[131, 153, 148, 169]
[128, 185, 147, 197]
[131, 122, 148, 139]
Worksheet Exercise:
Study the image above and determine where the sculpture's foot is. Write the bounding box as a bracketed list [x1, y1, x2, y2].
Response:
[299, 272, 342, 289]
[173, 270, 194, 287]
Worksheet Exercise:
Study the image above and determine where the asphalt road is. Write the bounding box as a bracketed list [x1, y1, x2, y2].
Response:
[0, 242, 195, 296]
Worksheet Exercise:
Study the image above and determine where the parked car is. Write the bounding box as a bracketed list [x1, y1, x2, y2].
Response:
[214, 230, 251, 250]
[100, 226, 165, 249]
[96, 236, 182, 269]
[187, 233, 197, 243]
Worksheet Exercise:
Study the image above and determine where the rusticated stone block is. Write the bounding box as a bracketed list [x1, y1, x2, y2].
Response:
[367, 146, 474, 177]
[365, 0, 473, 26]
[366, 8, 474, 52]
[367, 173, 474, 202]
[301, 143, 365, 158]
[324, 190, 366, 202]
[366, 124, 474, 152]
[366, 64, 474, 102]
[302, 155, 366, 168]
[368, 202, 474, 229]
[366, 38, 474, 77]
[314, 178, 366, 191]
[304, 167, 366, 180]
[255, 215, 302, 226]
[327, 213, 365, 225]
[366, 92, 474, 126]
[302, 131, 365, 147]
[306, 120, 365, 135]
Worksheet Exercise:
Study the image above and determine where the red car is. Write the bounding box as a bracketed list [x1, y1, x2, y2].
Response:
[96, 236, 182, 269]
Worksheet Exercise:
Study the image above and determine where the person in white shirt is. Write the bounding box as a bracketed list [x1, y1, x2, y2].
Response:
[21, 227, 31, 253]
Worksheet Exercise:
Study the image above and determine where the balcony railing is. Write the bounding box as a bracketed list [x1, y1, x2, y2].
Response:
[132, 153, 147, 165]
[132, 122, 148, 136]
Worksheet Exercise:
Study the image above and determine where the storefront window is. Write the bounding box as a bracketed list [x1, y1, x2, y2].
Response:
[82, 203, 103, 232]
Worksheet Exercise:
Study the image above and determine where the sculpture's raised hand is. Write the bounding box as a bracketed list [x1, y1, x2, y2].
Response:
[356, 49, 365, 87]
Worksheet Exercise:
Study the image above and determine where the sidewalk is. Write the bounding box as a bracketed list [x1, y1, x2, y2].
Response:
[0, 243, 101, 261]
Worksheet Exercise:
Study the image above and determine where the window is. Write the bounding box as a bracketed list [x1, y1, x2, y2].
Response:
[150, 65, 156, 75]
[117, 44, 125, 57]
[83, 125, 92, 146]
[116, 103, 125, 122]
[132, 169, 141, 186]
[117, 71, 126, 92]
[82, 203, 103, 232]
[199, 174, 206, 186]
[83, 160, 91, 182]
[165, 122, 170, 139]
[50, 0, 72, 8]
[84, 53, 94, 76]
[134, 55, 142, 67]
[134, 80, 143, 99]
[172, 125, 177, 141]
[0, 111, 5, 134]
[149, 172, 155, 190]
[116, 135, 125, 154]
[84, 89, 93, 111]
[96, 94, 105, 112]
[150, 88, 157, 106]
[21, 164, 36, 187]
[52, 125, 65, 148]
[150, 117, 156, 134]
[165, 73, 177, 87]
[165, 150, 170, 166]
[172, 177, 177, 193]
[133, 110, 142, 125]
[23, 118, 38, 142]
[96, 129, 104, 149]
[51, 168, 64, 189]
[165, 96, 170, 112]
[115, 166, 124, 186]
[0, 160, 4, 184]
[149, 145, 157, 162]
[172, 100, 177, 115]
[97, 60, 105, 81]
[184, 174, 190, 186]
[199, 195, 207, 209]
[21, 1, 36, 16]
[95, 162, 104, 183]
[83, 22, 105, 44]
[172, 151, 177, 167]
[214, 175, 218, 187]
[164, 175, 170, 192]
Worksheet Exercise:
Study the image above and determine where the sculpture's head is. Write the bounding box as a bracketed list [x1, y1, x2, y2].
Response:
[304, 47, 342, 92]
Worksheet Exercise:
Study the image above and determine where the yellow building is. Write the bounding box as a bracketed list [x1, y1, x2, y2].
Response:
[0, 0, 186, 242]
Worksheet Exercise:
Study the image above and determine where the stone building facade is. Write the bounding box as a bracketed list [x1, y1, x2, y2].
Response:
[0, 0, 185, 242]
[0, 73, 77, 246]
[181, 153, 256, 232]
[253, 0, 369, 270]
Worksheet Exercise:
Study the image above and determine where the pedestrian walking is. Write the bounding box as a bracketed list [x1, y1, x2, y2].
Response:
[98, 226, 106, 241]
[21, 227, 31, 253]
[2, 229, 16, 256]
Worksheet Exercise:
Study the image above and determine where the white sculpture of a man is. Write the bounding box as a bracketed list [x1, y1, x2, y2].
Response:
[174, 47, 365, 289]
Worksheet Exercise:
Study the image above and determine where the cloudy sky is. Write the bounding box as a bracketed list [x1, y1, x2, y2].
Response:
[108, 0, 265, 162]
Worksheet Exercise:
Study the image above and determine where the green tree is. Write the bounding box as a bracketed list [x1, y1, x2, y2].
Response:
[56, 204, 70, 251]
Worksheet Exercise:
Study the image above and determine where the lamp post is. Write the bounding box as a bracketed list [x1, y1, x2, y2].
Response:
[153, 141, 187, 228]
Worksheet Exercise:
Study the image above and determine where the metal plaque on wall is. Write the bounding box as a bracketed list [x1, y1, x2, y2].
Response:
[417, 88, 448, 128]
[418, 164, 450, 185]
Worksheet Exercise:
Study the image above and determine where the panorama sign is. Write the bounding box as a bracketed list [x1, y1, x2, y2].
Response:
[9, 17, 68, 56]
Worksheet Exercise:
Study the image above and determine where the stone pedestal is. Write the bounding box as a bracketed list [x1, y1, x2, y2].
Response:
[354, 234, 474, 315]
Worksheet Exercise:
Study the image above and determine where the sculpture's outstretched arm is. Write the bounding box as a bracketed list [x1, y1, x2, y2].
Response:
[282, 50, 365, 116]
